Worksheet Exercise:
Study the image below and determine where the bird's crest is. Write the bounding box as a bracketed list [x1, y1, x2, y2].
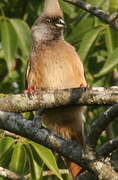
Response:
[43, 0, 63, 17]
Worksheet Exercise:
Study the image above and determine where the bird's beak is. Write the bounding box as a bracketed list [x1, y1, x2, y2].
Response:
[55, 19, 66, 28]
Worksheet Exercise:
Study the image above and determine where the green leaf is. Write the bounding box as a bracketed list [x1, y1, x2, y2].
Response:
[0, 177, 4, 180]
[1, 70, 19, 84]
[79, 27, 104, 61]
[25, 144, 43, 180]
[102, 0, 110, 12]
[9, 19, 31, 58]
[104, 27, 118, 53]
[0, 142, 14, 166]
[0, 137, 14, 159]
[67, 15, 94, 42]
[109, 0, 118, 12]
[87, 0, 105, 7]
[30, 141, 63, 180]
[0, 49, 4, 59]
[95, 47, 118, 77]
[1, 20, 18, 71]
[9, 142, 27, 174]
[60, 1, 76, 17]
[105, 27, 114, 53]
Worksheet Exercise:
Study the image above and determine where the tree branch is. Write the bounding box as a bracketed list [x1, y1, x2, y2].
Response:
[86, 104, 118, 147]
[0, 111, 85, 167]
[76, 137, 118, 179]
[25, 169, 69, 179]
[75, 170, 98, 180]
[64, 0, 118, 31]
[0, 111, 117, 180]
[98, 138, 118, 158]
[0, 87, 118, 179]
[0, 166, 25, 180]
[0, 87, 118, 112]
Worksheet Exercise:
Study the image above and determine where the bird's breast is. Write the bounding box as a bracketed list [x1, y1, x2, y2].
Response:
[27, 41, 86, 89]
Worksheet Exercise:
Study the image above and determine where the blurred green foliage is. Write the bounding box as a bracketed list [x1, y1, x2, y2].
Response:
[0, 0, 118, 179]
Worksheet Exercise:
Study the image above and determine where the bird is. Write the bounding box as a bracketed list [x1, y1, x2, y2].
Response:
[25, 0, 87, 177]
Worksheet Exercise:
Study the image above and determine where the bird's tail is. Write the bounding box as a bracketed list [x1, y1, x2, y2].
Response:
[67, 161, 82, 177]
[66, 129, 84, 178]
[43, 106, 85, 178]
[55, 125, 84, 178]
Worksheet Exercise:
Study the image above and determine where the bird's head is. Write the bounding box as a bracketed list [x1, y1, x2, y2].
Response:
[32, 0, 65, 42]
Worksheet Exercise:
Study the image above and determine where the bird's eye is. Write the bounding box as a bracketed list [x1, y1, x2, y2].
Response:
[46, 18, 51, 23]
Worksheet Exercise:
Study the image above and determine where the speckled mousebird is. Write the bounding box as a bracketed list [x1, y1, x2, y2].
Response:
[26, 0, 87, 177]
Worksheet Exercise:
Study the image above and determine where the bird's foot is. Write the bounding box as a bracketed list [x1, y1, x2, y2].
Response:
[23, 87, 45, 128]
[24, 86, 37, 94]
[23, 86, 38, 99]
[24, 89, 34, 94]
[80, 84, 89, 88]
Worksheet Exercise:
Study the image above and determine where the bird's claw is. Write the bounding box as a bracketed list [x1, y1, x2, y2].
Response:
[79, 84, 89, 89]
[23, 87, 37, 99]
[24, 86, 37, 94]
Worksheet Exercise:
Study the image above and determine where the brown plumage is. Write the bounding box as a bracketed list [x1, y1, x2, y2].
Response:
[26, 0, 87, 177]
